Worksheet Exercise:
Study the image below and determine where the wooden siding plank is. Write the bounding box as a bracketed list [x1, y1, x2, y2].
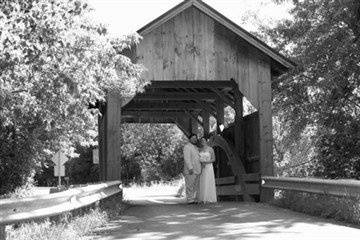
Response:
[216, 183, 260, 196]
[193, 8, 206, 80]
[174, 8, 195, 80]
[216, 176, 235, 185]
[240, 173, 260, 182]
[137, 33, 153, 80]
[204, 11, 215, 80]
[215, 175, 259, 186]
[248, 54, 260, 109]
[162, 19, 175, 80]
[152, 27, 164, 80]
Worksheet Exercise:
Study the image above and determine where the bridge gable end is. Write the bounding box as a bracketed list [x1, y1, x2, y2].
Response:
[135, 3, 279, 109]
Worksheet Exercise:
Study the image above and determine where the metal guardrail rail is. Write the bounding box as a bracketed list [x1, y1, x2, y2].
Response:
[262, 176, 360, 197]
[0, 181, 122, 240]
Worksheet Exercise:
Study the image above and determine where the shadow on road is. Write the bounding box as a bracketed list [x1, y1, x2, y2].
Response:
[88, 192, 360, 240]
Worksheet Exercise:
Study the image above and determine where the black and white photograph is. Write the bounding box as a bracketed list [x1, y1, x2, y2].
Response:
[0, 0, 360, 239]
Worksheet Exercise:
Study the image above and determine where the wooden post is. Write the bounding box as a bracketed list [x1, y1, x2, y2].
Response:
[258, 60, 274, 202]
[201, 111, 210, 138]
[175, 116, 191, 137]
[190, 115, 198, 135]
[234, 86, 245, 163]
[105, 91, 122, 181]
[216, 99, 224, 133]
[98, 110, 106, 181]
[0, 225, 5, 240]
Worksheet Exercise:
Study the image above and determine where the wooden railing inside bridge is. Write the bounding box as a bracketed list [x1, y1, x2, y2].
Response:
[0, 181, 122, 240]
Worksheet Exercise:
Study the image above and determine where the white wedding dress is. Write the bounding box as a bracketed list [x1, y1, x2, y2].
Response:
[198, 148, 217, 203]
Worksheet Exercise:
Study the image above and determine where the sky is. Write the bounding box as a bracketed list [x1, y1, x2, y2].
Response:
[86, 0, 293, 37]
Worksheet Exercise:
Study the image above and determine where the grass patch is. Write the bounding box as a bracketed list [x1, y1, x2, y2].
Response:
[7, 209, 107, 240]
[6, 199, 128, 240]
[272, 190, 360, 225]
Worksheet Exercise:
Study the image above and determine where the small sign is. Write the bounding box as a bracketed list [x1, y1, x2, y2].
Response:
[93, 148, 99, 164]
[52, 151, 68, 165]
[54, 164, 65, 176]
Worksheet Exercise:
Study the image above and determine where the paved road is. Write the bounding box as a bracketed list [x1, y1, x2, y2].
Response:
[90, 191, 360, 240]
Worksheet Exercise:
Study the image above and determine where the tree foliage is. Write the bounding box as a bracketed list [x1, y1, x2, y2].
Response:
[266, 0, 360, 178]
[120, 124, 187, 185]
[0, 0, 146, 194]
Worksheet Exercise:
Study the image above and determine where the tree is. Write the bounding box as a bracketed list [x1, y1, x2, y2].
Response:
[0, 0, 147, 194]
[264, 0, 360, 178]
[120, 124, 187, 184]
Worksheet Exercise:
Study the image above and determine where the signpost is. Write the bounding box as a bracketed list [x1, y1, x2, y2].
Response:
[93, 148, 99, 164]
[52, 151, 68, 187]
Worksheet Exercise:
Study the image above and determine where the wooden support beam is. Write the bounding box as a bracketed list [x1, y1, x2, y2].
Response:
[122, 110, 185, 119]
[175, 117, 191, 137]
[190, 116, 198, 135]
[105, 91, 122, 181]
[234, 86, 245, 164]
[98, 112, 107, 181]
[212, 88, 234, 108]
[146, 80, 235, 89]
[133, 92, 218, 101]
[194, 100, 217, 117]
[178, 87, 217, 117]
[201, 111, 210, 138]
[123, 102, 204, 111]
[122, 118, 175, 124]
[216, 99, 224, 133]
[258, 61, 274, 202]
[175, 121, 190, 137]
[185, 110, 203, 127]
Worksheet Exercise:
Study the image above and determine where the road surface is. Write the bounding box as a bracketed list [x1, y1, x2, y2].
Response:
[89, 187, 360, 240]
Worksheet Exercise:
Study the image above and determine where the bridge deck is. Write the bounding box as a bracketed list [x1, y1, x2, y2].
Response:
[88, 188, 360, 240]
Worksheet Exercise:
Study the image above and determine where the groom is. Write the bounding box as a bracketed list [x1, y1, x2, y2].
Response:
[183, 134, 201, 204]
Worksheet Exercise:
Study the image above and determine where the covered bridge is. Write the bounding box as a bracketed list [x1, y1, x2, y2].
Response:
[98, 0, 295, 202]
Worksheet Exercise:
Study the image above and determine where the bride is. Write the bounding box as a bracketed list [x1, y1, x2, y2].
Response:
[198, 138, 217, 203]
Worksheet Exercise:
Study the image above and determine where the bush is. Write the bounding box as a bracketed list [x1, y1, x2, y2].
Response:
[273, 190, 360, 225]
[121, 156, 142, 186]
[0, 177, 36, 200]
[0, 126, 36, 195]
[66, 145, 99, 185]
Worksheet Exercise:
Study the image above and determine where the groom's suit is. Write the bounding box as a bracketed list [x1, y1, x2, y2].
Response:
[183, 142, 201, 203]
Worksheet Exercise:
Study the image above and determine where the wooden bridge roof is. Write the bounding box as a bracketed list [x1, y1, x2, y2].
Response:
[137, 0, 296, 74]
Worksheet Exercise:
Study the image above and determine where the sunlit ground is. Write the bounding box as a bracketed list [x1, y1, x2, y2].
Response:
[123, 178, 186, 205]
